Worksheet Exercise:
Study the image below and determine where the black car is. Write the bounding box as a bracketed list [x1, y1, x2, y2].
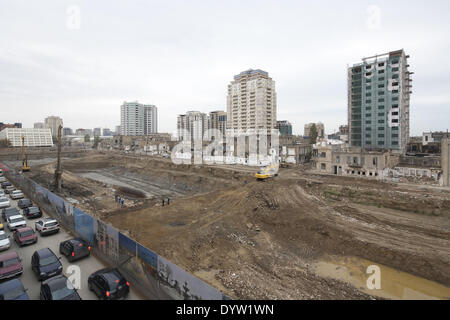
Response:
[40, 275, 81, 300]
[59, 238, 91, 262]
[88, 268, 130, 300]
[23, 206, 42, 219]
[2, 207, 19, 222]
[1, 182, 11, 189]
[31, 248, 63, 281]
[17, 199, 33, 209]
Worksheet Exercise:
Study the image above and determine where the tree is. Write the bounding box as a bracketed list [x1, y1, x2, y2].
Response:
[0, 139, 11, 148]
[92, 136, 100, 149]
[84, 134, 90, 142]
[309, 124, 318, 144]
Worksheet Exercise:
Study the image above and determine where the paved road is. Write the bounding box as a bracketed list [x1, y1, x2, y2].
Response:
[1, 179, 144, 300]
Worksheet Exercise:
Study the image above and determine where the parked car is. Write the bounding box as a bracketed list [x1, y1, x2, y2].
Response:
[7, 215, 26, 231]
[0, 190, 5, 197]
[10, 190, 24, 200]
[13, 227, 38, 247]
[88, 268, 130, 300]
[1, 182, 11, 189]
[40, 275, 81, 300]
[2, 207, 19, 222]
[59, 238, 91, 262]
[0, 279, 29, 300]
[4, 186, 15, 194]
[0, 221, 3, 231]
[0, 197, 9, 210]
[35, 218, 60, 236]
[0, 177, 5, 183]
[0, 231, 11, 251]
[23, 206, 42, 219]
[17, 199, 32, 209]
[0, 251, 23, 281]
[31, 248, 63, 281]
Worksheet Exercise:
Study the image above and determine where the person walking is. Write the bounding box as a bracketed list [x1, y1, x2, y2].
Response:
[121, 199, 124, 207]
[167, 197, 170, 205]
[162, 199, 165, 206]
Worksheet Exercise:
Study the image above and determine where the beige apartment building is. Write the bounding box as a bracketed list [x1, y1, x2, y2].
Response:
[313, 141, 400, 178]
[227, 69, 277, 135]
[304, 122, 325, 139]
[45, 116, 63, 137]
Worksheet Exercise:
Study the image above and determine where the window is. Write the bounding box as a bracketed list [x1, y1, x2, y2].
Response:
[366, 113, 371, 117]
[378, 134, 384, 138]
[321, 163, 326, 170]
[378, 120, 385, 123]
[336, 156, 340, 163]
[366, 93, 372, 97]
[373, 157, 377, 165]
[365, 100, 372, 104]
[378, 98, 385, 102]
[366, 120, 372, 124]
[378, 70, 385, 74]
[353, 157, 358, 164]
[378, 113, 385, 116]
[378, 105, 385, 109]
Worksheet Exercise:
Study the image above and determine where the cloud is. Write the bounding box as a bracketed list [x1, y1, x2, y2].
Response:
[0, 0, 449, 136]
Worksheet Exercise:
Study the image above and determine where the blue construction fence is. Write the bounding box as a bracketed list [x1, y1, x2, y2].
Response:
[1, 163, 229, 300]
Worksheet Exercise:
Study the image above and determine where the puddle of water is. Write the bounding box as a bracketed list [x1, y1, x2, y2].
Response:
[313, 256, 450, 300]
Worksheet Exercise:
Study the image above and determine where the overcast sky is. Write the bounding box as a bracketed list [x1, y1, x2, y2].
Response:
[1, 0, 449, 136]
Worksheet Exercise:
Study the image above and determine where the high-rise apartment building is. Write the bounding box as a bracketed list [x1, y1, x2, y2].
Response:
[44, 116, 63, 137]
[120, 101, 157, 136]
[93, 128, 102, 137]
[277, 120, 292, 136]
[177, 111, 209, 141]
[209, 111, 227, 139]
[348, 49, 412, 153]
[227, 69, 277, 135]
[34, 122, 44, 129]
[63, 127, 73, 136]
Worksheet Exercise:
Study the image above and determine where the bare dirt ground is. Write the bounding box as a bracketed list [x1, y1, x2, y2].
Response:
[16, 153, 450, 299]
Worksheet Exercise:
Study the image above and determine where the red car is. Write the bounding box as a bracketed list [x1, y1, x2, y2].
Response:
[13, 227, 38, 247]
[0, 251, 23, 280]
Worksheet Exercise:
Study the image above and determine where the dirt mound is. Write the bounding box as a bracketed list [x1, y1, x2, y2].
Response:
[105, 178, 450, 299]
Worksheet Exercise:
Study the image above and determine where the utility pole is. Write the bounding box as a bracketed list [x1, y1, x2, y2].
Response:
[54, 125, 63, 192]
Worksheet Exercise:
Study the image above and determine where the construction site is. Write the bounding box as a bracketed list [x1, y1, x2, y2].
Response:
[2, 149, 449, 300]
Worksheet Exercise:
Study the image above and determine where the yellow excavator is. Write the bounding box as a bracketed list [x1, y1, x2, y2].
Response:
[255, 163, 279, 181]
[255, 150, 280, 181]
[21, 136, 30, 172]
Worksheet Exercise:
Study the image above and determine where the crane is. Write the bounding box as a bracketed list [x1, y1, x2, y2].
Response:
[21, 136, 30, 172]
[54, 125, 63, 192]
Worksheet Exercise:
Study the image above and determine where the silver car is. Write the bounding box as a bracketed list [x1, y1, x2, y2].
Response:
[35, 218, 60, 235]
[0, 231, 11, 251]
[10, 190, 24, 200]
[7, 215, 27, 231]
[0, 197, 10, 209]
